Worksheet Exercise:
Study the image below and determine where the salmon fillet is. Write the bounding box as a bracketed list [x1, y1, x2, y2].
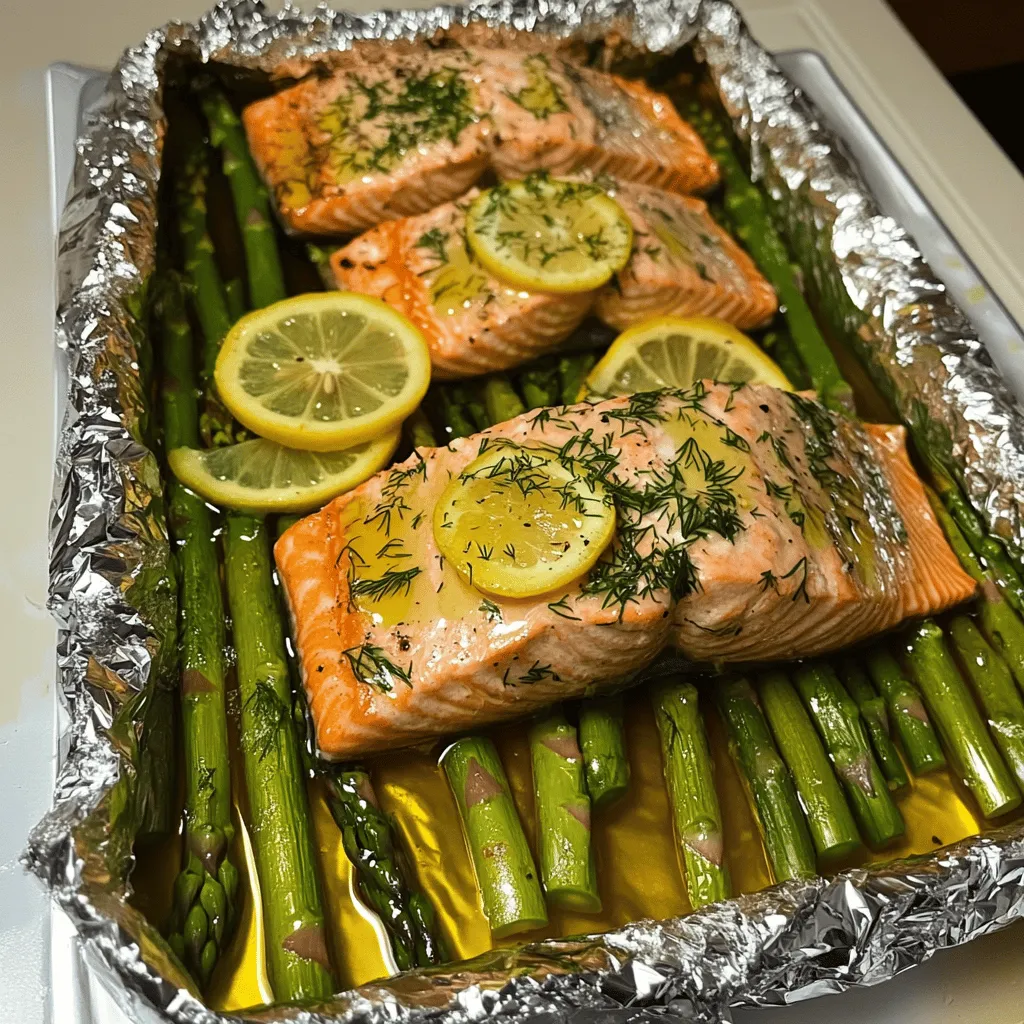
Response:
[482, 50, 719, 196]
[275, 383, 974, 759]
[328, 190, 592, 378]
[244, 48, 718, 236]
[243, 47, 492, 235]
[596, 182, 778, 330]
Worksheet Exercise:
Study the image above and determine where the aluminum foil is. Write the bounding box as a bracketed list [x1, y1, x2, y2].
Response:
[25, 0, 1024, 1022]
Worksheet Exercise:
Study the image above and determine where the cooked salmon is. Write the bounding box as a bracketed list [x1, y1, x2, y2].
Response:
[328, 190, 592, 378]
[275, 383, 974, 759]
[243, 47, 493, 235]
[244, 48, 718, 236]
[482, 50, 719, 195]
[596, 183, 778, 330]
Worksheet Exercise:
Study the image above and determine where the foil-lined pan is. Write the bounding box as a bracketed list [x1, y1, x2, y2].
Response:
[25, 0, 1024, 1021]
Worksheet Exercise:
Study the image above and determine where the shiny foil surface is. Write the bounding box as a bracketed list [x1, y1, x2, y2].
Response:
[25, 0, 1024, 1022]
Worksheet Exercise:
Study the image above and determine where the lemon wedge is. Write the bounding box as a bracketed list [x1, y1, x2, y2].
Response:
[465, 176, 633, 294]
[433, 442, 615, 598]
[214, 292, 431, 452]
[585, 316, 791, 398]
[168, 433, 398, 514]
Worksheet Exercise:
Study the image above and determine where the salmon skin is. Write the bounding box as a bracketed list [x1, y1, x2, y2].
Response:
[276, 383, 974, 759]
[328, 189, 592, 378]
[596, 181, 778, 330]
[244, 47, 718, 236]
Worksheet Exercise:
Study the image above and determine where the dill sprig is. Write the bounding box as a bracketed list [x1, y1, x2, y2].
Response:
[349, 566, 422, 601]
[343, 643, 412, 694]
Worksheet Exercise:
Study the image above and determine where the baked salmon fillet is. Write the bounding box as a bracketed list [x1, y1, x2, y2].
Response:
[328, 190, 592, 378]
[596, 182, 778, 330]
[481, 49, 719, 196]
[243, 47, 493, 235]
[276, 383, 974, 759]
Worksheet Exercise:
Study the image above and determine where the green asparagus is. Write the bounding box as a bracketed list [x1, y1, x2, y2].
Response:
[652, 680, 730, 908]
[837, 662, 908, 790]
[904, 620, 1020, 818]
[947, 616, 1024, 794]
[557, 351, 597, 405]
[578, 696, 631, 809]
[442, 737, 548, 937]
[405, 408, 439, 450]
[863, 646, 946, 775]
[518, 360, 561, 409]
[760, 328, 811, 390]
[792, 663, 904, 848]
[224, 277, 245, 322]
[529, 709, 601, 911]
[158, 277, 238, 986]
[197, 82, 286, 309]
[758, 671, 861, 861]
[483, 376, 526, 424]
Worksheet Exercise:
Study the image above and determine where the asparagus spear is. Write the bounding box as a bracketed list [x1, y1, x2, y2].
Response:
[529, 709, 601, 911]
[179, 141, 334, 1001]
[791, 663, 904, 848]
[432, 386, 476, 440]
[518, 360, 561, 410]
[862, 646, 946, 775]
[224, 277, 246, 322]
[904, 620, 1020, 818]
[947, 616, 1024, 794]
[679, 98, 852, 412]
[578, 696, 631, 809]
[652, 680, 730, 908]
[458, 383, 489, 432]
[925, 485, 1024, 689]
[483, 376, 526, 424]
[716, 678, 817, 882]
[323, 768, 445, 968]
[760, 328, 810, 390]
[197, 82, 286, 309]
[836, 662, 908, 790]
[158, 277, 239, 986]
[442, 737, 548, 937]
[557, 351, 597, 405]
[405, 408, 438, 450]
[758, 671, 861, 861]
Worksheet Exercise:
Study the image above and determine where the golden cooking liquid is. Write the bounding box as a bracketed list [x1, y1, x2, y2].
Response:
[127, 682, 992, 1014]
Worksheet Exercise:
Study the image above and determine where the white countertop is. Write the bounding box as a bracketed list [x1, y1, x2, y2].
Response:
[2, 1, 1023, 1022]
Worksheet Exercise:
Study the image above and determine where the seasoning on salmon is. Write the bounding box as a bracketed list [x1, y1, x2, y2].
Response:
[483, 50, 719, 196]
[328, 190, 593, 378]
[275, 383, 975, 759]
[596, 182, 778, 330]
[243, 47, 492, 235]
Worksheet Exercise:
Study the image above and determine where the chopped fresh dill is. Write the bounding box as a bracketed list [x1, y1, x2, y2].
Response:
[479, 598, 502, 622]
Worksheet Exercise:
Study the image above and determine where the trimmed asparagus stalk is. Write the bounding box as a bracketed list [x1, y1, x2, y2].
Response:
[904, 620, 1020, 818]
[224, 277, 246, 322]
[197, 83, 286, 309]
[323, 768, 445, 968]
[863, 646, 946, 775]
[760, 328, 811, 390]
[459, 383, 489, 432]
[837, 662, 908, 790]
[716, 678, 817, 881]
[442, 737, 548, 937]
[483, 376, 526, 425]
[578, 695, 631, 809]
[159, 277, 238, 986]
[651, 680, 730, 908]
[792, 663, 904, 848]
[529, 709, 601, 911]
[557, 351, 597, 405]
[680, 98, 852, 412]
[518, 361, 561, 410]
[947, 616, 1024, 794]
[433, 387, 476, 440]
[405, 408, 439, 450]
[758, 671, 861, 861]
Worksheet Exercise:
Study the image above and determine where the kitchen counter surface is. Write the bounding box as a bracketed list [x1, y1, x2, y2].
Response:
[2, 1, 1022, 1022]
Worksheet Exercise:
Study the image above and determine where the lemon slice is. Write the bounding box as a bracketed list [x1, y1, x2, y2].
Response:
[215, 292, 431, 452]
[465, 176, 633, 294]
[586, 316, 791, 398]
[168, 433, 398, 514]
[433, 442, 615, 598]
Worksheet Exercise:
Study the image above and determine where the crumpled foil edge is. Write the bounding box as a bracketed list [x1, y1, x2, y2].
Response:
[25, 0, 1024, 1022]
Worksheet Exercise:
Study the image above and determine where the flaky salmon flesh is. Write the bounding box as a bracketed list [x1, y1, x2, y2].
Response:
[243, 46, 718, 236]
[275, 383, 974, 759]
[328, 189, 592, 378]
[327, 179, 775, 378]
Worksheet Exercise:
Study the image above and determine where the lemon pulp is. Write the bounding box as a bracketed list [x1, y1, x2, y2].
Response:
[215, 292, 431, 452]
[465, 175, 633, 294]
[586, 315, 791, 399]
[168, 433, 398, 514]
[433, 442, 616, 598]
